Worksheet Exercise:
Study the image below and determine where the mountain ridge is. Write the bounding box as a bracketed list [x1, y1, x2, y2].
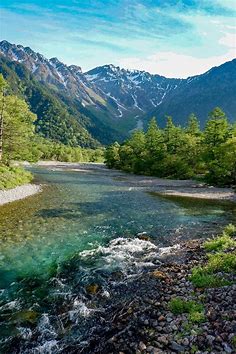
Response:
[0, 40, 235, 139]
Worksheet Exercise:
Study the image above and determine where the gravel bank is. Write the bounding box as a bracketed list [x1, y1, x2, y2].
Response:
[0, 184, 42, 206]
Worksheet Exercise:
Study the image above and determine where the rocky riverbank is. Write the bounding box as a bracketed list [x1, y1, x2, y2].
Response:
[74, 236, 235, 354]
[3, 228, 236, 354]
[0, 184, 42, 206]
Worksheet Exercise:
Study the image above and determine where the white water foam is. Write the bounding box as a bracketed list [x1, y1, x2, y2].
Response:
[69, 299, 95, 319]
[34, 340, 59, 354]
[79, 237, 180, 273]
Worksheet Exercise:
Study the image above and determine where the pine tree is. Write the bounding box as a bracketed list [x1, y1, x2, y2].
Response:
[186, 113, 200, 136]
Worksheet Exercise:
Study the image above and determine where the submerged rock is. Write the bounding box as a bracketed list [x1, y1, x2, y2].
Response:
[85, 283, 100, 294]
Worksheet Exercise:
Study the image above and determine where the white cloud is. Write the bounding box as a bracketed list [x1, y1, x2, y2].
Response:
[219, 32, 236, 48]
[119, 49, 236, 78]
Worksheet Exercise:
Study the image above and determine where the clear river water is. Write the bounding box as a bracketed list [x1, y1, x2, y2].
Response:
[0, 165, 235, 352]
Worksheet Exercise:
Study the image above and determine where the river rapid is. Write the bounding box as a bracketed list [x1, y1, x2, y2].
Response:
[0, 165, 235, 353]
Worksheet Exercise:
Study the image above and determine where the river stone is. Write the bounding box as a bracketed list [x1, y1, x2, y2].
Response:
[170, 341, 185, 352]
[139, 341, 147, 351]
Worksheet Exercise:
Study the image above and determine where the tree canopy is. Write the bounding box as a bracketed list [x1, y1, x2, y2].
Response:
[105, 108, 236, 186]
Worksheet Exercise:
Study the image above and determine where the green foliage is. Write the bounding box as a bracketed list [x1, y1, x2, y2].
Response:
[35, 137, 104, 163]
[204, 234, 236, 252]
[104, 142, 121, 168]
[231, 335, 236, 348]
[105, 108, 235, 186]
[169, 297, 203, 315]
[188, 311, 205, 323]
[224, 223, 236, 236]
[0, 165, 33, 190]
[3, 95, 38, 163]
[207, 252, 236, 273]
[190, 267, 230, 288]
[191, 224, 236, 288]
[169, 298, 205, 323]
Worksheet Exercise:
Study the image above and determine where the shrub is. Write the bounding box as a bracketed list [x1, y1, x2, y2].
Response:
[190, 267, 230, 288]
[207, 252, 236, 273]
[169, 298, 203, 314]
[204, 234, 236, 251]
[0, 165, 33, 190]
[224, 224, 236, 237]
[188, 311, 205, 323]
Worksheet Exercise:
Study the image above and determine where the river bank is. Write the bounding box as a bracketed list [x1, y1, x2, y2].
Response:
[74, 235, 236, 354]
[35, 161, 236, 202]
[6, 228, 235, 354]
[0, 183, 42, 206]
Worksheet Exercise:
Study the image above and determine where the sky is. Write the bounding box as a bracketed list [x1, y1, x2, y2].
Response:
[0, 0, 236, 78]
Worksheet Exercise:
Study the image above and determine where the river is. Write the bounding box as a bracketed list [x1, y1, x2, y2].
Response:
[0, 165, 235, 352]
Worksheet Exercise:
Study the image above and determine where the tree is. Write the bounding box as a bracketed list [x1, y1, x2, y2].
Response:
[0, 75, 8, 161]
[164, 116, 184, 154]
[104, 142, 121, 168]
[204, 107, 230, 148]
[205, 137, 236, 185]
[186, 113, 201, 136]
[145, 117, 166, 174]
[3, 95, 37, 162]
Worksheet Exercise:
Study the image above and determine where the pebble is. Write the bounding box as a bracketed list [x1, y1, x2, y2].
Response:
[139, 342, 147, 351]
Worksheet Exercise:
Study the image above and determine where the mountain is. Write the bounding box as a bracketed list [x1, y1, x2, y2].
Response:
[0, 55, 99, 147]
[0, 43, 125, 146]
[146, 59, 236, 127]
[85, 64, 181, 119]
[85, 60, 236, 128]
[0, 40, 235, 141]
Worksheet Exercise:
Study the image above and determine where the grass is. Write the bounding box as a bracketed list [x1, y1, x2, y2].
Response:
[0, 165, 33, 190]
[232, 335, 236, 348]
[204, 234, 236, 251]
[204, 224, 236, 251]
[207, 252, 236, 273]
[169, 298, 205, 323]
[169, 298, 204, 314]
[190, 267, 231, 288]
[190, 225, 236, 288]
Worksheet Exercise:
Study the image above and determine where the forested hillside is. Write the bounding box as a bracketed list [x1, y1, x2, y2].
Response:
[0, 56, 123, 147]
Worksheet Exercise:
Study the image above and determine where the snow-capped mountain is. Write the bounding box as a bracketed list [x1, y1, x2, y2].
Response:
[0, 40, 235, 134]
[85, 64, 181, 118]
[0, 41, 181, 122]
[0, 40, 108, 109]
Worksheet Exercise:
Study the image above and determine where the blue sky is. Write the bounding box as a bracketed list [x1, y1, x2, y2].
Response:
[0, 0, 236, 77]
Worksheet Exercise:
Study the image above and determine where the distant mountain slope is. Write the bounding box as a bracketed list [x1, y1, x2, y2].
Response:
[0, 55, 100, 147]
[146, 59, 236, 127]
[0, 56, 124, 146]
[85, 64, 181, 119]
[0, 40, 235, 139]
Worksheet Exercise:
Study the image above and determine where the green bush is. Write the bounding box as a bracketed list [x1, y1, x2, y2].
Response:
[207, 252, 236, 273]
[188, 311, 205, 323]
[224, 224, 236, 237]
[169, 297, 203, 314]
[190, 266, 232, 288]
[190, 267, 230, 288]
[169, 298, 205, 323]
[0, 165, 33, 190]
[204, 234, 236, 251]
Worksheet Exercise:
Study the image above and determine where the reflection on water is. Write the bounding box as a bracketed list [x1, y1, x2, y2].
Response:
[0, 167, 235, 350]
